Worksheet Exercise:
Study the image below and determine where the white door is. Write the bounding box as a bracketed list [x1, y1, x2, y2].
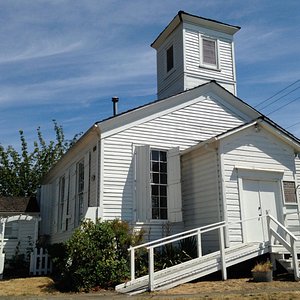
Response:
[242, 179, 281, 243]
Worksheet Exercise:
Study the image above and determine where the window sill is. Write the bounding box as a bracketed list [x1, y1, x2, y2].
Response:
[199, 65, 221, 72]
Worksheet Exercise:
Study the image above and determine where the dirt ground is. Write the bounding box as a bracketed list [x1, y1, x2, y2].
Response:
[1, 276, 300, 299]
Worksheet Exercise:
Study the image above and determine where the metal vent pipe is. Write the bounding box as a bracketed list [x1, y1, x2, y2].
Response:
[112, 96, 119, 116]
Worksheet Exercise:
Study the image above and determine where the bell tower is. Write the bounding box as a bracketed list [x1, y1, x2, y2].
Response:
[151, 11, 240, 99]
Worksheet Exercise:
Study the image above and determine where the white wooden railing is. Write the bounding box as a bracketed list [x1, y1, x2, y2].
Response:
[128, 219, 241, 291]
[128, 213, 300, 290]
[267, 213, 300, 280]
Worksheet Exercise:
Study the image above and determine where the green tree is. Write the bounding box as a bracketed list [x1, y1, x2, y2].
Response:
[0, 120, 80, 197]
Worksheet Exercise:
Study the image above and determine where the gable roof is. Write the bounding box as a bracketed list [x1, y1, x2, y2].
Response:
[151, 11, 240, 49]
[96, 81, 260, 137]
[0, 197, 39, 213]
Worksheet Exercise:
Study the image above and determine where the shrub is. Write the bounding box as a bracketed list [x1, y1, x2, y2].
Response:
[52, 219, 143, 292]
[252, 260, 272, 272]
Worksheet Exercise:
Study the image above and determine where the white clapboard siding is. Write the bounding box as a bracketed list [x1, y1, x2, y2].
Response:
[102, 95, 245, 224]
[185, 29, 234, 82]
[181, 147, 220, 253]
[157, 24, 184, 99]
[221, 126, 297, 245]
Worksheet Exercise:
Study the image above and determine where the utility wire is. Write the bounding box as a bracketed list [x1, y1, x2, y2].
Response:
[266, 96, 300, 116]
[259, 86, 300, 111]
[286, 121, 300, 129]
[255, 79, 300, 109]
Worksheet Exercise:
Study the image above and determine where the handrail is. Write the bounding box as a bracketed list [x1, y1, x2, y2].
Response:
[267, 213, 297, 241]
[128, 213, 300, 289]
[267, 213, 299, 280]
[129, 221, 226, 251]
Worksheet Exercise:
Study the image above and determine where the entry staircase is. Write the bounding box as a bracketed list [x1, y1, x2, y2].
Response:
[116, 213, 300, 295]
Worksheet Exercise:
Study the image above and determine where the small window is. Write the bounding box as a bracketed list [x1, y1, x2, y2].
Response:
[150, 150, 168, 219]
[166, 45, 174, 73]
[202, 38, 217, 67]
[283, 181, 297, 204]
[4, 222, 18, 239]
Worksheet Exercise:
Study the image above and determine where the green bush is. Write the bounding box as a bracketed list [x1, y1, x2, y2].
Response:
[51, 219, 143, 292]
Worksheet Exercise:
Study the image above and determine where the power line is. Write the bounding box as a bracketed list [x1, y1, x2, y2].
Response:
[259, 86, 300, 111]
[255, 79, 300, 109]
[266, 96, 300, 116]
[286, 121, 300, 129]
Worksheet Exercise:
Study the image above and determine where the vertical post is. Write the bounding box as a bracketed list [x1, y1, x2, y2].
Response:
[266, 213, 272, 246]
[0, 219, 6, 279]
[219, 226, 227, 280]
[291, 239, 300, 280]
[44, 248, 48, 275]
[197, 229, 202, 257]
[0, 219, 6, 255]
[130, 247, 135, 280]
[148, 247, 154, 291]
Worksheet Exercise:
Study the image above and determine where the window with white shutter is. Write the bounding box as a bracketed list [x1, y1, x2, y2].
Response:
[135, 146, 182, 222]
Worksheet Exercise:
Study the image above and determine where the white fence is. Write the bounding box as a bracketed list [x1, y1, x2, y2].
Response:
[30, 248, 52, 275]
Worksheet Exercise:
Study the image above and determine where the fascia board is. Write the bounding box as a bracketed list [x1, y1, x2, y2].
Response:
[151, 12, 239, 50]
[260, 121, 300, 152]
[181, 13, 240, 36]
[209, 84, 260, 120]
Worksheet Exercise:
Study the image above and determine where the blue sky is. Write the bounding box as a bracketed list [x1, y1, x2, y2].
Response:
[0, 0, 299, 150]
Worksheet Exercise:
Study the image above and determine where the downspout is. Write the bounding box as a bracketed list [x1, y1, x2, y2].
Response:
[217, 143, 230, 248]
[94, 124, 102, 219]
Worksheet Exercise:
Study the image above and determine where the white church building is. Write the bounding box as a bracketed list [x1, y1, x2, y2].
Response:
[39, 11, 300, 292]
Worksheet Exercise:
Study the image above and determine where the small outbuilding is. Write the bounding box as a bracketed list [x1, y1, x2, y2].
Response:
[0, 197, 40, 278]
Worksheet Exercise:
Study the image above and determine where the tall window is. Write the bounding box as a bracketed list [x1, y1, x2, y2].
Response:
[150, 150, 168, 219]
[58, 175, 65, 231]
[166, 45, 174, 72]
[202, 38, 217, 67]
[76, 160, 84, 224]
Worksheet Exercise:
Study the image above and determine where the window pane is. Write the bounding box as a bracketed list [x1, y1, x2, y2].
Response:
[160, 185, 167, 196]
[160, 162, 167, 173]
[152, 185, 159, 196]
[152, 173, 159, 184]
[160, 151, 167, 161]
[160, 208, 168, 220]
[160, 197, 167, 208]
[160, 173, 167, 184]
[151, 161, 159, 172]
[151, 150, 159, 161]
[152, 208, 159, 219]
[203, 39, 216, 65]
[152, 196, 159, 208]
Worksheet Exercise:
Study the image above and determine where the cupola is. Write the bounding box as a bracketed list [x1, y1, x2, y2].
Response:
[151, 11, 240, 99]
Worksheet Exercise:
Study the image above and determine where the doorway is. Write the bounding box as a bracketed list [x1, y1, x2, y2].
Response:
[242, 179, 282, 243]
